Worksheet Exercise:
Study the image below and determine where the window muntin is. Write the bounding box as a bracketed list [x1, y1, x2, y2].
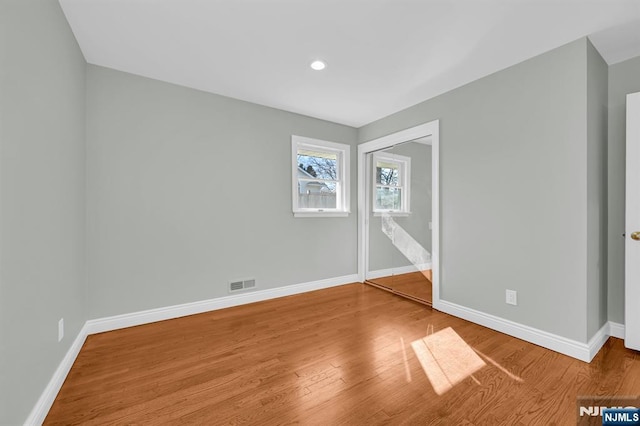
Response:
[292, 136, 350, 217]
[372, 152, 410, 214]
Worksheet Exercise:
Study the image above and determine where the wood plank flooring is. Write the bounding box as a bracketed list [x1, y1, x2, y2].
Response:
[367, 271, 432, 305]
[45, 283, 640, 425]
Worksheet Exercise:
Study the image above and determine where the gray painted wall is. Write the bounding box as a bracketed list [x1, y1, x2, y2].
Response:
[0, 1, 87, 424]
[586, 40, 608, 338]
[86, 65, 358, 318]
[368, 142, 432, 272]
[607, 55, 640, 324]
[359, 38, 599, 343]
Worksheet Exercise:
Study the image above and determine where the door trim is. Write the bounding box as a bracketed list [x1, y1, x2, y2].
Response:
[625, 92, 640, 350]
[357, 120, 440, 307]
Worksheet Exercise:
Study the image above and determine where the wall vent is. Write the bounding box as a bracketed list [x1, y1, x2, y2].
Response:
[229, 278, 257, 293]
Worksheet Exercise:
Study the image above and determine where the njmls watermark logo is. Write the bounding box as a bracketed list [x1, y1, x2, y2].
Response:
[578, 396, 640, 425]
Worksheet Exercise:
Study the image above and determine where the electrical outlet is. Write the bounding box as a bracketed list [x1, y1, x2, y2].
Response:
[506, 290, 517, 306]
[428, 221, 433, 230]
[58, 318, 64, 342]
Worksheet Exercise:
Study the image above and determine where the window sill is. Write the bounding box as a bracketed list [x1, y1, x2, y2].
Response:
[373, 211, 411, 217]
[294, 211, 350, 218]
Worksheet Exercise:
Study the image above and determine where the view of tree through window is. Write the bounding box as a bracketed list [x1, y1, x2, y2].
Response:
[376, 162, 399, 186]
[297, 149, 338, 209]
[373, 154, 409, 212]
[297, 150, 338, 180]
[375, 160, 401, 210]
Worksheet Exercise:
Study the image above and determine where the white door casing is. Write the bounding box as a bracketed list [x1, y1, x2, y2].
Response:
[625, 92, 640, 350]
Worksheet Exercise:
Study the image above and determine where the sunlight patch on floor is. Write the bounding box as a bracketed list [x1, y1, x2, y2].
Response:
[411, 327, 485, 395]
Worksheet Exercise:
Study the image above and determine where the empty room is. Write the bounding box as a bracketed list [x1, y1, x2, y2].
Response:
[3, 0, 640, 424]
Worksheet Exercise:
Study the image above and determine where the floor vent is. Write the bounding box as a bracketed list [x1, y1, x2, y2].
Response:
[229, 278, 257, 293]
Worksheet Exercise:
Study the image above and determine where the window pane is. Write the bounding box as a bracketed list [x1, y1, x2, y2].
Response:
[376, 163, 399, 186]
[298, 179, 337, 209]
[375, 187, 402, 210]
[298, 149, 338, 180]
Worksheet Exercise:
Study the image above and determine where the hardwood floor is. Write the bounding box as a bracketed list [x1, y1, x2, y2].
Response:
[367, 271, 432, 305]
[45, 283, 640, 425]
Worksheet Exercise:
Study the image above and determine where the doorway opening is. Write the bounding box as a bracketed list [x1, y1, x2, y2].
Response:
[357, 121, 439, 307]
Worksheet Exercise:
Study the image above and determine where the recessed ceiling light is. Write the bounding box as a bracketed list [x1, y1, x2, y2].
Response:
[310, 60, 326, 71]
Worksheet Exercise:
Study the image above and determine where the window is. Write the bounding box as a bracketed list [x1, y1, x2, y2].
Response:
[292, 135, 350, 217]
[372, 152, 410, 215]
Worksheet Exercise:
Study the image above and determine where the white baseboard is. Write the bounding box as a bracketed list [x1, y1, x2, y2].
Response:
[85, 274, 359, 334]
[26, 274, 358, 425]
[434, 300, 615, 362]
[366, 263, 432, 280]
[587, 322, 627, 359]
[608, 321, 625, 339]
[587, 323, 611, 362]
[24, 323, 90, 426]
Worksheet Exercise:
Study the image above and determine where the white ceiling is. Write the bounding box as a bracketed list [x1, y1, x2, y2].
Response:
[59, 0, 640, 128]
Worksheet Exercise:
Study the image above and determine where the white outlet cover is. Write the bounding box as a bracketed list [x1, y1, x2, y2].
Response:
[506, 290, 517, 306]
[58, 318, 64, 342]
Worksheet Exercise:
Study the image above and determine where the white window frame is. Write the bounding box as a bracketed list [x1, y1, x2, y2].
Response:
[292, 135, 350, 218]
[372, 151, 411, 216]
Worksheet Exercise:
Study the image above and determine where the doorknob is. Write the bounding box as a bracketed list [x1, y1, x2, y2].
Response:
[632, 232, 640, 241]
